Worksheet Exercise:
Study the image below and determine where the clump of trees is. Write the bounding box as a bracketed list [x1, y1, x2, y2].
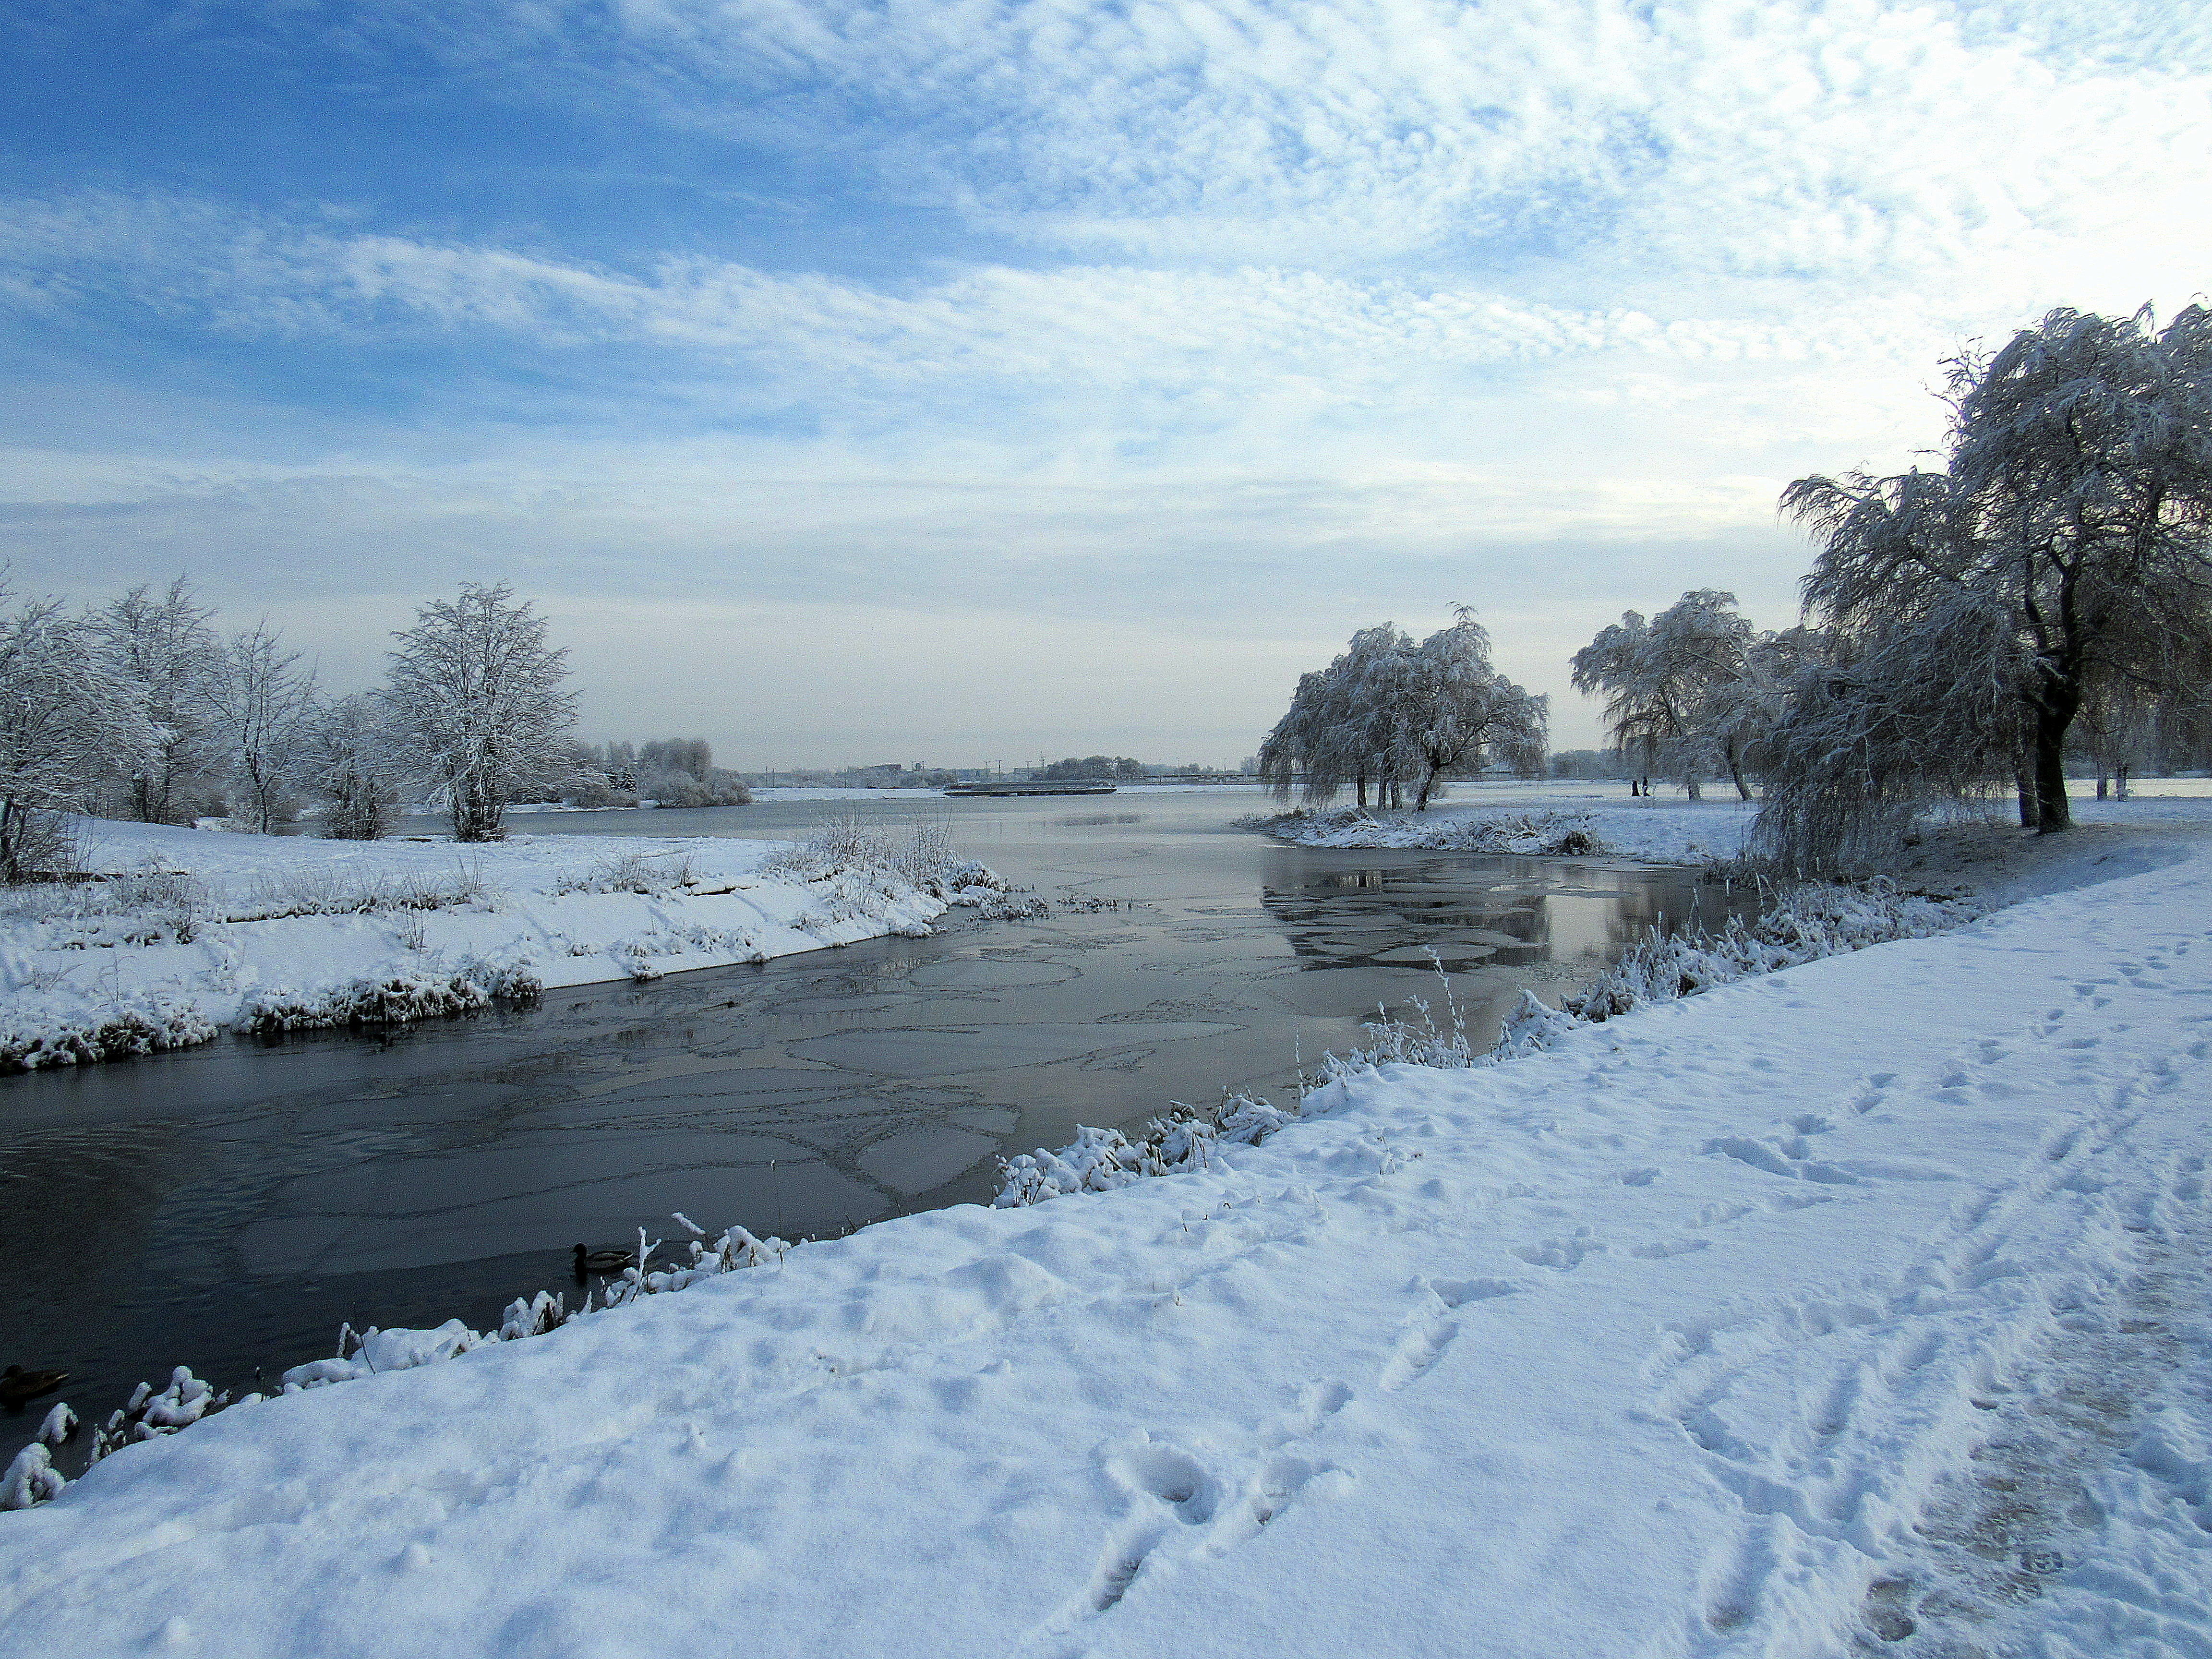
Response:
[0, 576, 702, 869]
[568, 737, 752, 808]
[1258, 609, 1548, 809]
[1755, 305, 2212, 868]
[1039, 756, 1147, 781]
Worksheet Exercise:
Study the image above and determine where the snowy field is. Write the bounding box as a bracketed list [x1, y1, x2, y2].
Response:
[0, 817, 976, 1070]
[6, 815, 2212, 1656]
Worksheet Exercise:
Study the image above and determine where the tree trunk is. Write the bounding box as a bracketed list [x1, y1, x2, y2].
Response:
[2116, 763, 2130, 800]
[1415, 767, 1437, 810]
[2014, 757, 2039, 828]
[2031, 692, 2076, 833]
[2096, 770, 2108, 800]
[1725, 747, 1753, 802]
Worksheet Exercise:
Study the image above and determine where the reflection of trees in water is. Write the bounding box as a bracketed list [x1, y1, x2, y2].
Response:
[1260, 865, 1554, 967]
[1595, 875, 1751, 954]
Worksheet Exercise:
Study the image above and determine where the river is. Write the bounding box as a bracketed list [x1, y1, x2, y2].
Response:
[1, 789, 1749, 1464]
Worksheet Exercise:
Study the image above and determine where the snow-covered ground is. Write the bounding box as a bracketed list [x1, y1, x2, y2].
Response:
[0, 817, 975, 1069]
[1261, 777, 2212, 866]
[7, 814, 2212, 1657]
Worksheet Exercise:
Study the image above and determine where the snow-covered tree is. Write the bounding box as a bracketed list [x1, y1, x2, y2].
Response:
[383, 584, 580, 842]
[639, 738, 711, 783]
[0, 594, 151, 880]
[88, 576, 223, 824]
[1571, 591, 1788, 801]
[302, 692, 404, 840]
[1260, 625, 1417, 808]
[204, 621, 316, 833]
[1260, 613, 1544, 809]
[1767, 305, 2212, 865]
[1399, 610, 1548, 808]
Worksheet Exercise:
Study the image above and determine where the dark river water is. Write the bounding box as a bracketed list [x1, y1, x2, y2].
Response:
[1, 790, 1748, 1468]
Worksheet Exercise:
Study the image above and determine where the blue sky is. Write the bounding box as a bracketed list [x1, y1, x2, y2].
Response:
[7, 0, 2211, 763]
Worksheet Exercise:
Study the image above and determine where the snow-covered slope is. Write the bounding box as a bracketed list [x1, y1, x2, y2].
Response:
[0, 817, 971, 1068]
[5, 824, 2210, 1657]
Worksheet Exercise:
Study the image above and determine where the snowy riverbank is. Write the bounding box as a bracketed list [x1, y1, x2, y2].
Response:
[0, 817, 995, 1070]
[1257, 777, 2212, 866]
[6, 817, 2212, 1657]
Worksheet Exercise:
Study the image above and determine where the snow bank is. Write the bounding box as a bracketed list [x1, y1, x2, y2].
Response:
[1251, 789, 1759, 863]
[1252, 778, 2212, 867]
[0, 817, 989, 1069]
[8, 821, 2212, 1656]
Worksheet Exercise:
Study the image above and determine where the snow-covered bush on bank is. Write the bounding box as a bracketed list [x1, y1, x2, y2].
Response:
[1490, 877, 1979, 1056]
[993, 1093, 1306, 1206]
[993, 877, 1983, 1207]
[0, 992, 217, 1072]
[239, 957, 542, 1034]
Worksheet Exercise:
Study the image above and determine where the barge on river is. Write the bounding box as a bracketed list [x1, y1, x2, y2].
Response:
[942, 780, 1119, 797]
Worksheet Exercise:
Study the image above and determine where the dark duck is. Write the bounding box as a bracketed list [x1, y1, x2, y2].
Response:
[1, 1366, 69, 1409]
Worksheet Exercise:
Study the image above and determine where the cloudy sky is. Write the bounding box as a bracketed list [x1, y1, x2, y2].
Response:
[6, 0, 2209, 765]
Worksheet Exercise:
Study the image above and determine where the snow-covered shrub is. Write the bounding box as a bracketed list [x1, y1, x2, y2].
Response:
[84, 1367, 236, 1468]
[240, 957, 541, 1035]
[0, 1443, 65, 1510]
[279, 1217, 790, 1394]
[0, 993, 219, 1071]
[1492, 878, 1979, 1059]
[994, 1092, 1309, 1206]
[233, 860, 486, 921]
[763, 813, 974, 895]
[558, 848, 697, 895]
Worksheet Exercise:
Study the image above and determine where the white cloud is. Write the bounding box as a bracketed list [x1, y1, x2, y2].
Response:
[13, 0, 2212, 756]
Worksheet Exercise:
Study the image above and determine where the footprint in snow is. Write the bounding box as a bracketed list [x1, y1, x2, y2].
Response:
[1514, 1235, 1602, 1271]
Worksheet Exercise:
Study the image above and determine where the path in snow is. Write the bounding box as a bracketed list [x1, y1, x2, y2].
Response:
[2, 825, 2210, 1658]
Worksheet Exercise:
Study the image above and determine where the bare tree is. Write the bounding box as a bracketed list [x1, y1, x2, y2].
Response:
[1779, 305, 2212, 859]
[0, 594, 151, 880]
[383, 584, 579, 842]
[89, 576, 223, 824]
[204, 621, 316, 833]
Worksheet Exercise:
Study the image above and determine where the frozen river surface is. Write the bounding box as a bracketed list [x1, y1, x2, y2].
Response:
[1, 791, 1745, 1445]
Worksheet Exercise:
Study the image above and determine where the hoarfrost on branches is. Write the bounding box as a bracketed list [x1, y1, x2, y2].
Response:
[302, 692, 405, 840]
[382, 584, 581, 842]
[202, 620, 316, 834]
[87, 576, 224, 826]
[0, 592, 151, 881]
[1259, 610, 1547, 810]
[1762, 305, 2212, 868]
[1570, 590, 1803, 802]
